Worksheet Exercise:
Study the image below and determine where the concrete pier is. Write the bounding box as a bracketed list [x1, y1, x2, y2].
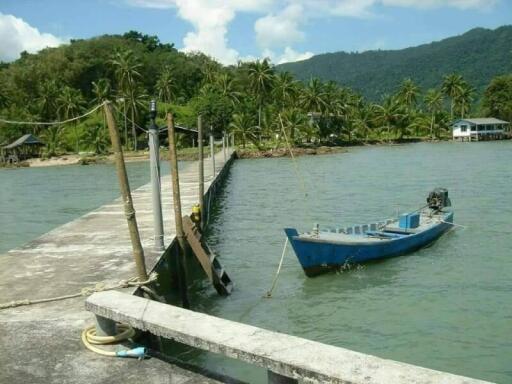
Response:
[0, 149, 234, 384]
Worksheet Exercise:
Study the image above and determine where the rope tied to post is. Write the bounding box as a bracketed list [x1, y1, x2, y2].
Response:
[0, 273, 158, 310]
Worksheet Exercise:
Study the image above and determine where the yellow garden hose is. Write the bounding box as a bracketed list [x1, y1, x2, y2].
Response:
[81, 323, 145, 358]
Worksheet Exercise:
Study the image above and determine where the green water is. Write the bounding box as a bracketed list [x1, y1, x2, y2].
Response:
[190, 141, 511, 383]
[1, 143, 510, 383]
[0, 161, 172, 254]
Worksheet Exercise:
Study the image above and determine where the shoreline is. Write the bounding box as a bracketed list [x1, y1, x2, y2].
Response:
[2, 138, 452, 169]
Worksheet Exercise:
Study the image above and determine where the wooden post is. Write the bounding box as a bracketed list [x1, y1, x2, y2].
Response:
[198, 116, 205, 229]
[104, 102, 148, 281]
[210, 127, 216, 177]
[167, 113, 190, 309]
[222, 132, 227, 163]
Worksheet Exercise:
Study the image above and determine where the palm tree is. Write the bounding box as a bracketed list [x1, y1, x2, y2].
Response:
[214, 73, 241, 106]
[41, 125, 64, 157]
[300, 78, 328, 114]
[123, 86, 148, 151]
[109, 49, 143, 150]
[57, 86, 85, 153]
[424, 88, 444, 140]
[84, 125, 110, 154]
[247, 59, 274, 129]
[442, 74, 464, 121]
[280, 108, 308, 144]
[456, 83, 474, 119]
[353, 107, 373, 142]
[272, 72, 298, 110]
[228, 112, 258, 148]
[397, 78, 420, 111]
[37, 80, 60, 121]
[373, 96, 404, 142]
[91, 78, 111, 133]
[156, 66, 177, 108]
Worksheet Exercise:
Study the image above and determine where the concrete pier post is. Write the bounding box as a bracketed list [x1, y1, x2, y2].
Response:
[148, 101, 164, 251]
[94, 315, 116, 337]
[210, 129, 216, 177]
[267, 371, 298, 384]
[198, 116, 205, 229]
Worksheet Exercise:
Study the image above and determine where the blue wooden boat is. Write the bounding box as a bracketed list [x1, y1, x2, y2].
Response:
[284, 189, 454, 277]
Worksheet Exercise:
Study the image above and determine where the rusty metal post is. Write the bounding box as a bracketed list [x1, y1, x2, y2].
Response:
[104, 102, 148, 281]
[198, 116, 205, 229]
[167, 113, 190, 309]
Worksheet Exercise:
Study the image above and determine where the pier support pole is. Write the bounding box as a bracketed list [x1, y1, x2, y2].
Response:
[198, 116, 205, 229]
[148, 100, 164, 251]
[104, 102, 148, 282]
[167, 113, 190, 309]
[210, 127, 216, 177]
[222, 131, 227, 163]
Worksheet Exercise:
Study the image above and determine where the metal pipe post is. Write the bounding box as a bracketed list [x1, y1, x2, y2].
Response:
[198, 116, 205, 229]
[210, 129, 216, 177]
[166, 113, 190, 309]
[148, 105, 164, 251]
[104, 102, 148, 281]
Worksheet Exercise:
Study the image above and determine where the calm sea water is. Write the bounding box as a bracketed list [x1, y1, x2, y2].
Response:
[1, 142, 510, 383]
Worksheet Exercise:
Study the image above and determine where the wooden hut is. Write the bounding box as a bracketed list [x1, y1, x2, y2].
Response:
[1, 134, 44, 163]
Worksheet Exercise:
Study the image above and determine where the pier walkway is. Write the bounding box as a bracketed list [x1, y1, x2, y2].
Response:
[0, 149, 234, 384]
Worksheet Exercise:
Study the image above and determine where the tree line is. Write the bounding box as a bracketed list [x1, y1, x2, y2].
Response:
[0, 32, 510, 156]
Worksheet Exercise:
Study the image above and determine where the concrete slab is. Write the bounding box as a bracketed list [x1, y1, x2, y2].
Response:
[87, 291, 495, 384]
[0, 150, 234, 384]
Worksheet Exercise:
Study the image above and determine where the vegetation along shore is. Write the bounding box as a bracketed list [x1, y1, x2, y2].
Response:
[1, 29, 511, 165]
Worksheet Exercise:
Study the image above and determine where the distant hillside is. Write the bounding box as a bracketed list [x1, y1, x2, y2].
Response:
[277, 26, 512, 101]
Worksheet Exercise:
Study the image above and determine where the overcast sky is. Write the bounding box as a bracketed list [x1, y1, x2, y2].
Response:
[0, 0, 511, 64]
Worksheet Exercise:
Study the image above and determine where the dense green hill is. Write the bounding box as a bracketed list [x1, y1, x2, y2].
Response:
[277, 26, 512, 101]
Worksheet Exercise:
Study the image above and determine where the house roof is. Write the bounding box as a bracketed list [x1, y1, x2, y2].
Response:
[3, 134, 44, 149]
[454, 118, 510, 125]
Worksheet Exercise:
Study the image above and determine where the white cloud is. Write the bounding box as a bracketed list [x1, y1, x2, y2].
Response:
[127, 0, 272, 64]
[0, 13, 65, 62]
[254, 4, 305, 49]
[127, 0, 499, 64]
[263, 47, 314, 64]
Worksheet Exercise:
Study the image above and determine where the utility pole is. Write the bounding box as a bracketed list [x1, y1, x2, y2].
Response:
[148, 100, 164, 251]
[198, 115, 205, 229]
[166, 113, 190, 309]
[104, 101, 148, 281]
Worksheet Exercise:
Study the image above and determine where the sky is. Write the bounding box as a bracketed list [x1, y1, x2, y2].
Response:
[0, 0, 511, 65]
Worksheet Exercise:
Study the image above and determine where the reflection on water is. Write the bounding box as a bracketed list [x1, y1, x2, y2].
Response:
[186, 142, 511, 383]
[2, 142, 511, 383]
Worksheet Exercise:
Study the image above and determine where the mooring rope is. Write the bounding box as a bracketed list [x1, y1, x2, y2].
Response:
[278, 114, 308, 199]
[0, 102, 105, 126]
[264, 238, 289, 298]
[0, 273, 158, 310]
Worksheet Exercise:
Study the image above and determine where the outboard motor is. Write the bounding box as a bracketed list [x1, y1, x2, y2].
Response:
[427, 188, 451, 211]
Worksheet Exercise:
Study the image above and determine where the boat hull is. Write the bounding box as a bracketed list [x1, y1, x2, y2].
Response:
[285, 212, 454, 277]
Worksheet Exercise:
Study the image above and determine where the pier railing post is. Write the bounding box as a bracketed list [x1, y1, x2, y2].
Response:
[167, 113, 190, 309]
[148, 100, 164, 251]
[210, 127, 216, 177]
[198, 116, 205, 229]
[104, 102, 148, 282]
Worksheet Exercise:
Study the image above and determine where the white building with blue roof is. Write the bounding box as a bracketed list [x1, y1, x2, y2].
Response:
[452, 118, 510, 141]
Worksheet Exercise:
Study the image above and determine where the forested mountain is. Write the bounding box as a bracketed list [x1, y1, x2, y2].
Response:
[277, 26, 512, 101]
